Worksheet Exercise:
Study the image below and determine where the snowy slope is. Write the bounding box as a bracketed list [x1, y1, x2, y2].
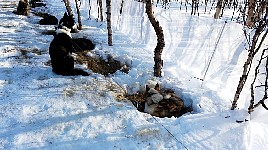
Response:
[0, 0, 267, 149]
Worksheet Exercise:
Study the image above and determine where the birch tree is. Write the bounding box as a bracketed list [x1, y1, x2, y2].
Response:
[145, 0, 165, 77]
[246, 0, 255, 28]
[75, 0, 82, 30]
[63, 0, 74, 19]
[88, 0, 91, 19]
[62, 0, 78, 32]
[97, 0, 104, 21]
[214, 0, 225, 19]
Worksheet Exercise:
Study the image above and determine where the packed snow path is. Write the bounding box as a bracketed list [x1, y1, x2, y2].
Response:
[0, 0, 267, 149]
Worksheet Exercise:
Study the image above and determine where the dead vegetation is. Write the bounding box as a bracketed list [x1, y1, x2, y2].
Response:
[75, 51, 129, 76]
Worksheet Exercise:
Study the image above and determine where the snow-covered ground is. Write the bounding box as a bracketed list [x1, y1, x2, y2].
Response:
[0, 0, 267, 149]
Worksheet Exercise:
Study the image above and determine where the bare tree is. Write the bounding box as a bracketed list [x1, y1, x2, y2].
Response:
[88, 0, 91, 19]
[63, 0, 76, 23]
[246, 0, 255, 27]
[231, 17, 268, 110]
[119, 0, 124, 15]
[191, 0, 199, 16]
[106, 0, 112, 46]
[254, 1, 267, 22]
[74, 0, 82, 30]
[62, 0, 78, 32]
[63, 0, 72, 16]
[248, 47, 268, 113]
[214, 0, 225, 19]
[97, 0, 104, 21]
[145, 0, 165, 77]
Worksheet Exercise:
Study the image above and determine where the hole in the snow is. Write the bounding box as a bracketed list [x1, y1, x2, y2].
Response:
[126, 83, 192, 118]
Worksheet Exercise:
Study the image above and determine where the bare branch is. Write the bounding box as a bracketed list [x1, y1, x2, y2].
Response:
[231, 20, 267, 110]
[248, 44, 267, 113]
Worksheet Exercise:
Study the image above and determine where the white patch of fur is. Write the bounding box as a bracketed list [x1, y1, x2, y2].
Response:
[56, 26, 72, 38]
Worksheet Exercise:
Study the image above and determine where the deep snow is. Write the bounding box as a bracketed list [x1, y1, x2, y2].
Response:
[0, 0, 267, 149]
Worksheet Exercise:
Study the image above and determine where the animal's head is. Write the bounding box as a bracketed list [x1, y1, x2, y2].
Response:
[58, 12, 77, 31]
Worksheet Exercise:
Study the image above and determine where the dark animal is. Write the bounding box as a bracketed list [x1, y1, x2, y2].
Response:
[39, 15, 58, 25]
[72, 38, 95, 52]
[16, 0, 29, 16]
[49, 27, 89, 76]
[58, 12, 78, 33]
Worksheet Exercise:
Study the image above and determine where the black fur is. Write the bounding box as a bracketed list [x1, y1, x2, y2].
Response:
[16, 0, 29, 15]
[58, 12, 77, 33]
[49, 31, 89, 76]
[39, 15, 58, 25]
[72, 38, 95, 52]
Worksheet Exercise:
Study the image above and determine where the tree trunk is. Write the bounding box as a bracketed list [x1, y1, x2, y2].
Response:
[246, 0, 255, 28]
[88, 0, 91, 19]
[191, 0, 199, 16]
[63, 0, 76, 23]
[75, 0, 82, 30]
[97, 0, 104, 21]
[145, 0, 165, 77]
[106, 0, 113, 46]
[214, 0, 225, 19]
[119, 0, 124, 15]
[253, 1, 267, 25]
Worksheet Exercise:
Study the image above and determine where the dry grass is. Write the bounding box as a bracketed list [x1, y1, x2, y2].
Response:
[126, 92, 147, 103]
[76, 51, 129, 76]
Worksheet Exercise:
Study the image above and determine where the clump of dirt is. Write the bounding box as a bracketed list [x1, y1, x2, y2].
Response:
[76, 51, 129, 76]
[126, 84, 192, 118]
